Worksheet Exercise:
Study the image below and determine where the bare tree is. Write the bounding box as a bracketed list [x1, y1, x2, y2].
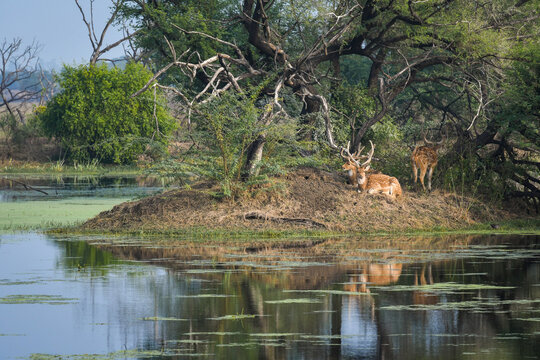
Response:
[0, 38, 44, 124]
[75, 0, 140, 65]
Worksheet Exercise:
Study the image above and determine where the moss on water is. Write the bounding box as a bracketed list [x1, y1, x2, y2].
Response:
[140, 317, 189, 321]
[210, 314, 258, 320]
[28, 349, 178, 359]
[265, 298, 322, 304]
[0, 294, 78, 305]
[0, 197, 132, 231]
[373, 282, 515, 293]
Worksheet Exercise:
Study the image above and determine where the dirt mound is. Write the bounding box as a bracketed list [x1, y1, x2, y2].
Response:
[83, 167, 509, 232]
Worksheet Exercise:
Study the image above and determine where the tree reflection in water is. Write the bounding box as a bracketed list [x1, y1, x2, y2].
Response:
[50, 234, 540, 359]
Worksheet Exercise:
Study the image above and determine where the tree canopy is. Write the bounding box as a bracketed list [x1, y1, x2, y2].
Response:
[40, 62, 174, 164]
[36, 0, 537, 205]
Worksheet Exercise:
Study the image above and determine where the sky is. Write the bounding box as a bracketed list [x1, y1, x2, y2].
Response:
[0, 0, 127, 69]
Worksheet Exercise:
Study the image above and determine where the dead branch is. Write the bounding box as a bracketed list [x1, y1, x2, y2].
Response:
[75, 0, 139, 65]
[1, 177, 48, 195]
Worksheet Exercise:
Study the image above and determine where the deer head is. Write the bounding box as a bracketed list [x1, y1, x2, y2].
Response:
[341, 140, 375, 189]
[422, 131, 446, 149]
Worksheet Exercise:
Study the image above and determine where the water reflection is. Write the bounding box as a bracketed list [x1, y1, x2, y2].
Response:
[0, 233, 538, 359]
[0, 175, 166, 202]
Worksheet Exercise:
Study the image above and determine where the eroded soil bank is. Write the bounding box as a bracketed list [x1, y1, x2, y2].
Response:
[82, 167, 531, 234]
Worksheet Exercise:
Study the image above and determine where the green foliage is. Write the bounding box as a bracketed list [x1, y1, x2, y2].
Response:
[150, 88, 290, 198]
[39, 63, 174, 164]
[119, 0, 227, 85]
[340, 55, 372, 86]
[194, 92, 263, 197]
[440, 151, 498, 200]
[0, 112, 45, 150]
[498, 40, 540, 146]
[329, 83, 409, 177]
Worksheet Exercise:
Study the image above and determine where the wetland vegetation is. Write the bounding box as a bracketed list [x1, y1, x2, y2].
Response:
[1, 0, 539, 358]
[1, 223, 539, 359]
[0, 172, 538, 359]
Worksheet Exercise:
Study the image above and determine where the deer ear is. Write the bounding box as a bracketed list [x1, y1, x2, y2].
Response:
[365, 165, 370, 171]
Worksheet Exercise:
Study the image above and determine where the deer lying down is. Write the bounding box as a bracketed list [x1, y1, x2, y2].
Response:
[341, 140, 402, 199]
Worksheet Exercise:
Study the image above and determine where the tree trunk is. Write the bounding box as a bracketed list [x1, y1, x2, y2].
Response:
[242, 134, 266, 180]
[298, 85, 322, 141]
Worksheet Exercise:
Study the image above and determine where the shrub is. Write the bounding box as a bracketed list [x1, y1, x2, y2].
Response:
[40, 62, 174, 164]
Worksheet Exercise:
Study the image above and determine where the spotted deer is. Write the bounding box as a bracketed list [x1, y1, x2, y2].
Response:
[411, 134, 445, 192]
[341, 140, 402, 199]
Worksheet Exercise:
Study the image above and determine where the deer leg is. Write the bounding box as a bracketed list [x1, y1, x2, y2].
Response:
[419, 165, 427, 191]
[375, 186, 396, 198]
[412, 161, 418, 183]
[427, 166, 434, 192]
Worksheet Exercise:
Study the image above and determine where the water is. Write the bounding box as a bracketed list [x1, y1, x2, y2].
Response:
[0, 177, 538, 359]
[0, 176, 165, 231]
[0, 233, 538, 359]
[0, 175, 163, 202]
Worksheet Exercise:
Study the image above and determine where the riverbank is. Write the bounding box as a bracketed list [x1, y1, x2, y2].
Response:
[0, 159, 144, 176]
[82, 167, 539, 237]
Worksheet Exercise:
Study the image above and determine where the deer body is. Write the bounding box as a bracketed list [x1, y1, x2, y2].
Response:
[344, 263, 403, 293]
[342, 141, 402, 199]
[411, 135, 444, 191]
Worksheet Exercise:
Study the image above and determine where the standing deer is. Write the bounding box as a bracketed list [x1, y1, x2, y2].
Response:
[341, 141, 402, 199]
[411, 134, 445, 192]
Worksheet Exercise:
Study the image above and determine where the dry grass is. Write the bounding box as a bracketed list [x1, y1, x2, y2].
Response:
[83, 167, 513, 233]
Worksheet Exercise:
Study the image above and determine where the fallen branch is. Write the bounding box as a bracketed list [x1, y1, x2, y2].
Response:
[243, 211, 327, 228]
[1, 177, 48, 195]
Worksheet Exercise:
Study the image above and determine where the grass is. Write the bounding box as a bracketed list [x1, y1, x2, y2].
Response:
[0, 159, 140, 176]
[0, 197, 132, 231]
[51, 216, 540, 241]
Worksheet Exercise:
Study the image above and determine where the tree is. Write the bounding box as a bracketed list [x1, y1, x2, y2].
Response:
[75, 0, 141, 65]
[40, 62, 175, 164]
[0, 38, 47, 124]
[115, 0, 539, 206]
[126, 1, 534, 156]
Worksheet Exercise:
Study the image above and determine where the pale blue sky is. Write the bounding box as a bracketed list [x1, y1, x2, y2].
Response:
[0, 0, 126, 68]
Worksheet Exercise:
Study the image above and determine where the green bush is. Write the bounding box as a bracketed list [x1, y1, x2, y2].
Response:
[40, 62, 175, 164]
[150, 88, 302, 198]
[188, 91, 274, 198]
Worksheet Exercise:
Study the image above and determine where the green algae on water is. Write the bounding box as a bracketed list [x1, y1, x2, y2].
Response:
[249, 333, 303, 337]
[184, 332, 241, 336]
[209, 314, 258, 320]
[215, 343, 257, 347]
[265, 298, 322, 304]
[140, 316, 189, 321]
[372, 282, 515, 293]
[283, 289, 374, 296]
[0, 197, 133, 231]
[0, 294, 78, 305]
[176, 294, 236, 298]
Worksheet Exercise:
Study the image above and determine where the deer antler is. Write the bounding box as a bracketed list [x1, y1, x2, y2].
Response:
[423, 133, 445, 146]
[361, 140, 375, 167]
[340, 141, 361, 166]
[352, 145, 365, 159]
[360, 140, 375, 167]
